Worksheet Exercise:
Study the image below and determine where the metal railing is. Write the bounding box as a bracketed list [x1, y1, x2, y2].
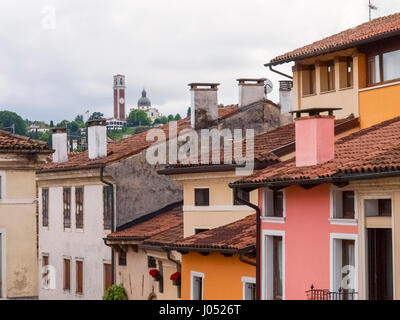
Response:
[306, 285, 358, 300]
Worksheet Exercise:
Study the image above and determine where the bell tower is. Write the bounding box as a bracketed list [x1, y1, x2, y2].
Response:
[113, 75, 126, 120]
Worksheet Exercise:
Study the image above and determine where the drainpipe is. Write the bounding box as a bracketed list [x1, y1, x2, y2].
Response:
[268, 65, 293, 80]
[235, 191, 261, 300]
[167, 250, 182, 299]
[100, 166, 115, 285]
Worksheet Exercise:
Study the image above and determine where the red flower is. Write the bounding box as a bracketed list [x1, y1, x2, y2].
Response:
[149, 269, 159, 278]
[170, 272, 181, 281]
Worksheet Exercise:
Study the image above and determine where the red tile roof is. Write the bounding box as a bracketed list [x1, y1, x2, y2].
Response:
[0, 129, 52, 153]
[268, 12, 400, 66]
[233, 116, 400, 186]
[39, 105, 239, 172]
[165, 214, 256, 253]
[107, 203, 183, 245]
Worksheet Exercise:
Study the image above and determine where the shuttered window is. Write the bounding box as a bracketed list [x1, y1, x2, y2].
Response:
[63, 188, 71, 229]
[76, 260, 83, 294]
[103, 186, 113, 230]
[64, 258, 70, 291]
[104, 263, 112, 292]
[75, 187, 84, 229]
[42, 188, 49, 227]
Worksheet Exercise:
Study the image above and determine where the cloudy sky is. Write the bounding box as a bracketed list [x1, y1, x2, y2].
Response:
[0, 0, 399, 123]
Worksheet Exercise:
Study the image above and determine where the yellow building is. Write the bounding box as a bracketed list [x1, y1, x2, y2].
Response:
[0, 130, 52, 298]
[266, 12, 400, 129]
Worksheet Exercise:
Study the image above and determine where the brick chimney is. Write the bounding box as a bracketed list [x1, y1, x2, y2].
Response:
[87, 119, 107, 159]
[189, 83, 219, 129]
[279, 80, 293, 114]
[52, 128, 68, 163]
[237, 78, 266, 107]
[293, 108, 340, 167]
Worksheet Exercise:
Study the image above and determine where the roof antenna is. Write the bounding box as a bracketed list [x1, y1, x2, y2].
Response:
[369, 0, 378, 21]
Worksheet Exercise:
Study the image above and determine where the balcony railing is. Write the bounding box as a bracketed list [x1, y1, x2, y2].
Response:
[306, 285, 358, 300]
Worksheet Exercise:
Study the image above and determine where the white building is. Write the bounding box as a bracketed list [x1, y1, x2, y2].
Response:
[37, 124, 114, 300]
[130, 89, 161, 123]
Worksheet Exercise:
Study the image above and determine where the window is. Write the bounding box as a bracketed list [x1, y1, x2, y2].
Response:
[233, 188, 250, 206]
[76, 260, 83, 294]
[194, 228, 209, 235]
[320, 60, 335, 92]
[42, 188, 49, 227]
[365, 199, 392, 217]
[263, 189, 284, 218]
[191, 271, 204, 300]
[331, 235, 357, 299]
[75, 187, 84, 229]
[118, 251, 127, 266]
[63, 188, 71, 229]
[242, 277, 256, 300]
[339, 57, 353, 88]
[301, 65, 316, 95]
[194, 188, 209, 206]
[42, 255, 49, 288]
[103, 186, 113, 230]
[63, 258, 70, 291]
[367, 47, 400, 86]
[104, 263, 112, 292]
[332, 190, 355, 220]
[383, 49, 400, 82]
[264, 233, 284, 300]
[148, 256, 156, 268]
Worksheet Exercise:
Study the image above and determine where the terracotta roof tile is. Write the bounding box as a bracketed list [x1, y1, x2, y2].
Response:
[40, 105, 239, 171]
[234, 116, 400, 185]
[165, 214, 256, 252]
[269, 12, 400, 65]
[0, 129, 52, 153]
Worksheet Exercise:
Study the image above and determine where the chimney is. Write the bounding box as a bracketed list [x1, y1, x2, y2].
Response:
[87, 119, 107, 159]
[237, 78, 266, 107]
[52, 128, 68, 163]
[189, 83, 219, 129]
[279, 80, 293, 114]
[293, 108, 340, 167]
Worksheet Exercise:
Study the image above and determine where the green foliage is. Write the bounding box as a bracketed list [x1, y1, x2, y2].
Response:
[107, 127, 135, 141]
[127, 109, 151, 127]
[0, 110, 27, 135]
[186, 107, 191, 118]
[174, 113, 182, 121]
[49, 120, 54, 127]
[88, 112, 104, 121]
[153, 116, 168, 125]
[103, 284, 128, 300]
[56, 120, 70, 128]
[167, 114, 174, 122]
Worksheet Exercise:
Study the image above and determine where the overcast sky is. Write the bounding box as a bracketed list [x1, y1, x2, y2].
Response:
[0, 0, 399, 123]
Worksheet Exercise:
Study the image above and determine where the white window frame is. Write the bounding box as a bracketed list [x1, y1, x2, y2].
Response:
[190, 271, 204, 300]
[241, 276, 256, 300]
[329, 233, 358, 297]
[262, 230, 285, 300]
[261, 188, 286, 223]
[329, 186, 358, 226]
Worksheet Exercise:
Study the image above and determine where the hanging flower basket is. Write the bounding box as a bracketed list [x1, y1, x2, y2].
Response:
[149, 269, 162, 281]
[170, 272, 181, 286]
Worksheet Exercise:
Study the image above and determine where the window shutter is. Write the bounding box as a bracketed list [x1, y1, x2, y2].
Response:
[264, 189, 274, 217]
[333, 190, 343, 219]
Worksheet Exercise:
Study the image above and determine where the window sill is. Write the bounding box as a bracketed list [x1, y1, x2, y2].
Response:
[261, 216, 285, 224]
[329, 218, 357, 226]
[302, 93, 317, 98]
[359, 80, 400, 92]
[63, 228, 71, 233]
[339, 86, 353, 91]
[320, 89, 336, 95]
[75, 228, 84, 233]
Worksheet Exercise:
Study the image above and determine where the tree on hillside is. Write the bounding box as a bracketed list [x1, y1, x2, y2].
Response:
[0, 111, 27, 135]
[153, 116, 168, 125]
[174, 113, 182, 121]
[127, 109, 151, 127]
[186, 107, 191, 118]
[50, 120, 54, 127]
[88, 112, 104, 121]
[167, 114, 174, 122]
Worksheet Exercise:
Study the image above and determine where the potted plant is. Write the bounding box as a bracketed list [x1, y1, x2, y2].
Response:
[149, 269, 162, 282]
[170, 272, 181, 286]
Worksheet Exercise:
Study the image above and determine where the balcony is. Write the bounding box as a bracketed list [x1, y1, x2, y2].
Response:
[306, 285, 358, 300]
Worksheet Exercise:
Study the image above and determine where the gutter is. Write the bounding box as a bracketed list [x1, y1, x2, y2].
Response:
[268, 65, 293, 80]
[232, 191, 261, 301]
[100, 165, 116, 285]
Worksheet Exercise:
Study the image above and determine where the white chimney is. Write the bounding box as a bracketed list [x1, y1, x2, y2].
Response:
[237, 78, 266, 107]
[279, 80, 293, 114]
[189, 83, 219, 129]
[87, 119, 107, 159]
[52, 128, 68, 163]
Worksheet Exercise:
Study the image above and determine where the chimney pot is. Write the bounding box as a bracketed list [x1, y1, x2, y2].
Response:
[188, 83, 219, 129]
[52, 127, 68, 163]
[279, 80, 293, 114]
[237, 78, 266, 107]
[87, 119, 108, 159]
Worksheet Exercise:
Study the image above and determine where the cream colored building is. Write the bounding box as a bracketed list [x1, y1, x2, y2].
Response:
[0, 130, 52, 298]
